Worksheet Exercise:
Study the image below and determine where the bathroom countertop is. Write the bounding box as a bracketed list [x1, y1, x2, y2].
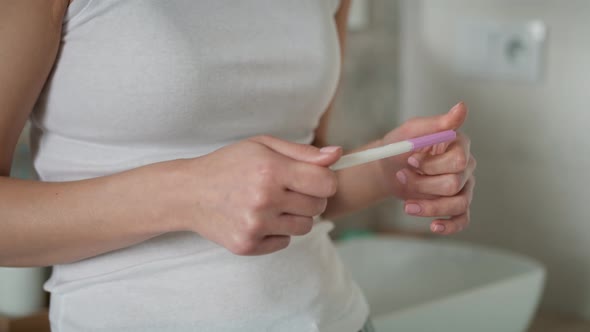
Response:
[529, 311, 590, 332]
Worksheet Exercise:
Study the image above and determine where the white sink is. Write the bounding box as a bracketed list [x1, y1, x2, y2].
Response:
[336, 236, 545, 332]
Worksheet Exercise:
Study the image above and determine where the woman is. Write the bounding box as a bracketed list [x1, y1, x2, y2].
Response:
[0, 1, 476, 331]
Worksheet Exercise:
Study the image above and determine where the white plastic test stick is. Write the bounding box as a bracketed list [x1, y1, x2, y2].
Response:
[330, 141, 413, 171]
[330, 130, 457, 171]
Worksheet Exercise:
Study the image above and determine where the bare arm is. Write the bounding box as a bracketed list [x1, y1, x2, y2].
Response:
[0, 1, 343, 266]
[0, 0, 67, 174]
[0, 1, 187, 267]
[319, 6, 475, 231]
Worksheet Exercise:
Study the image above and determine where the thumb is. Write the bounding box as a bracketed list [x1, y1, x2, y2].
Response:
[250, 135, 343, 167]
[391, 102, 468, 140]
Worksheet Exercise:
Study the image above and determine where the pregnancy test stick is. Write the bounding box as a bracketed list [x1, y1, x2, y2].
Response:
[330, 130, 457, 171]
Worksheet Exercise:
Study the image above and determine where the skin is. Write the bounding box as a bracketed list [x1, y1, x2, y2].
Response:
[325, 102, 476, 236]
[0, 0, 475, 267]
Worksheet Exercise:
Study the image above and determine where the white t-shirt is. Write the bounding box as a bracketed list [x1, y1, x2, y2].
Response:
[33, 1, 369, 331]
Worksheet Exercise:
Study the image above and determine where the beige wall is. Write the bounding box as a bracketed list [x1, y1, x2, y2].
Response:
[394, 0, 590, 318]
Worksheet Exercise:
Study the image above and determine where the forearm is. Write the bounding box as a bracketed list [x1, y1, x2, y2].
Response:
[323, 140, 392, 219]
[0, 161, 187, 267]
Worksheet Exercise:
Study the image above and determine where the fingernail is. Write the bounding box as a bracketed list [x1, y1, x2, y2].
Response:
[320, 146, 341, 154]
[408, 156, 419, 168]
[405, 203, 421, 215]
[451, 101, 464, 113]
[396, 170, 407, 184]
[432, 224, 445, 233]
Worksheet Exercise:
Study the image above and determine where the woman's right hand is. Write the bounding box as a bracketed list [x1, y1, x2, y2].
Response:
[167, 136, 342, 256]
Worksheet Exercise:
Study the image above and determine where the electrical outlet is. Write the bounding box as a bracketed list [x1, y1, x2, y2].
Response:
[454, 19, 547, 82]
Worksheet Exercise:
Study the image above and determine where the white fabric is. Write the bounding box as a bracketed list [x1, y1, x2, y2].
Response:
[32, 1, 369, 331]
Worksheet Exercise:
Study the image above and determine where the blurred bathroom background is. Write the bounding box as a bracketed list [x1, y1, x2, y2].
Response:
[4, 0, 590, 331]
[328, 0, 590, 330]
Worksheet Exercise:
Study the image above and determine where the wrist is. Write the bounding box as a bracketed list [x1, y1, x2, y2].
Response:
[135, 159, 197, 234]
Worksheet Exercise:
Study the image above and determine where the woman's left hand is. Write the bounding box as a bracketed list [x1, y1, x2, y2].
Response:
[378, 102, 476, 235]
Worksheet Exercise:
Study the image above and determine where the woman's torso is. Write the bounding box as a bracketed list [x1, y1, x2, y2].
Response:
[33, 1, 368, 331]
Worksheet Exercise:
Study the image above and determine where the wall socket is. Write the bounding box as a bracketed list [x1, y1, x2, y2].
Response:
[454, 19, 547, 82]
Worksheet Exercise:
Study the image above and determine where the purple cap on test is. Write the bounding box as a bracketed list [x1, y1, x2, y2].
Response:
[408, 130, 457, 151]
